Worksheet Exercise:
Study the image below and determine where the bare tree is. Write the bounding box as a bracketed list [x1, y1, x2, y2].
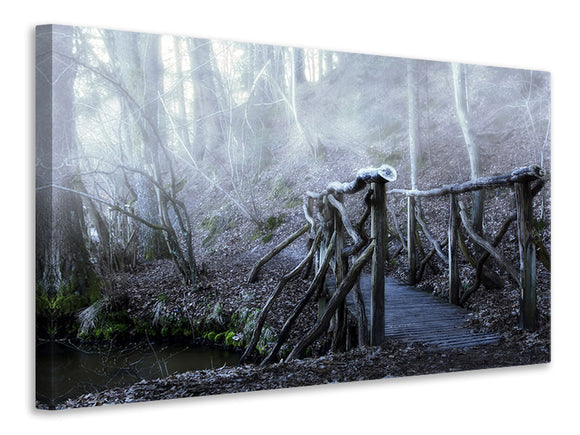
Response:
[36, 25, 96, 297]
[452, 63, 483, 233]
[188, 38, 225, 162]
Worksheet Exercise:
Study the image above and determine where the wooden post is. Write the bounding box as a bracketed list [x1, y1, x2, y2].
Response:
[407, 196, 417, 285]
[448, 194, 460, 305]
[332, 194, 346, 350]
[317, 197, 331, 319]
[370, 183, 386, 346]
[515, 182, 537, 331]
[301, 197, 315, 279]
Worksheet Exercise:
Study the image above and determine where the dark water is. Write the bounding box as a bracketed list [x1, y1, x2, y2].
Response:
[36, 341, 240, 407]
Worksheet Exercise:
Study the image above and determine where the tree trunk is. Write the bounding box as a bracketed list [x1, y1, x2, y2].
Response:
[452, 63, 483, 234]
[407, 59, 420, 188]
[189, 38, 224, 162]
[293, 47, 307, 84]
[36, 25, 95, 297]
[172, 36, 193, 151]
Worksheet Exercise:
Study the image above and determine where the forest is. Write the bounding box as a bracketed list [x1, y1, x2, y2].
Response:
[35, 24, 550, 409]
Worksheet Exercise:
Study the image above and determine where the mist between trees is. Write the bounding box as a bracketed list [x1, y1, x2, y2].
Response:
[35, 25, 550, 307]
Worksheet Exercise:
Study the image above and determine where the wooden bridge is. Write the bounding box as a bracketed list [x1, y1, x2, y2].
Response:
[349, 275, 500, 349]
[241, 164, 546, 365]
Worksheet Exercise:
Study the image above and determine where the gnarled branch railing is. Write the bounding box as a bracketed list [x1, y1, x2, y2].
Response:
[241, 163, 547, 366]
[388, 164, 547, 330]
[240, 164, 397, 364]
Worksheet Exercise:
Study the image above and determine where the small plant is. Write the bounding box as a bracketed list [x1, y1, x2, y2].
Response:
[224, 331, 237, 346]
[206, 302, 225, 329]
[269, 177, 301, 209]
[252, 214, 286, 243]
[77, 300, 105, 335]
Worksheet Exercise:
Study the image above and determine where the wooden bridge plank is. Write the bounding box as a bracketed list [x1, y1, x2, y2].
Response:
[346, 275, 500, 349]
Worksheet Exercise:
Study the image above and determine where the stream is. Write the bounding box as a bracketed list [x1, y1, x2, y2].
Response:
[36, 340, 240, 408]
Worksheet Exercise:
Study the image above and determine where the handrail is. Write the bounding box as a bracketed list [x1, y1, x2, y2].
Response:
[307, 164, 397, 199]
[389, 165, 545, 198]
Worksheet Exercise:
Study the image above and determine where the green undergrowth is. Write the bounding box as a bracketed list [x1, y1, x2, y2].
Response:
[200, 214, 235, 248]
[269, 176, 302, 209]
[201, 306, 276, 354]
[252, 214, 286, 243]
[36, 279, 101, 338]
[367, 145, 403, 168]
[74, 299, 276, 355]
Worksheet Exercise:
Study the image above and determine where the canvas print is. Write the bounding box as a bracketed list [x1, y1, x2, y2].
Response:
[35, 24, 551, 410]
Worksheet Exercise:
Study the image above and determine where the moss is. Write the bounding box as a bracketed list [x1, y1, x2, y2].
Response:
[269, 177, 302, 209]
[260, 233, 273, 243]
[200, 215, 233, 248]
[265, 215, 285, 232]
[36, 276, 103, 339]
[368, 145, 403, 168]
[224, 331, 237, 346]
[252, 214, 286, 243]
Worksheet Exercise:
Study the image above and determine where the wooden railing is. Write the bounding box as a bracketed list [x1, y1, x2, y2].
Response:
[240, 164, 547, 365]
[241, 164, 397, 364]
[388, 164, 547, 331]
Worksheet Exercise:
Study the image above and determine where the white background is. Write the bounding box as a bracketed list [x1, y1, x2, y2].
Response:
[3, 1, 578, 433]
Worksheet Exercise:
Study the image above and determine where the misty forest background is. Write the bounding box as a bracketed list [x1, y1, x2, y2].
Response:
[36, 25, 550, 342]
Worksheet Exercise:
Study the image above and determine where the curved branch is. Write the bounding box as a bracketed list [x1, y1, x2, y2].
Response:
[43, 184, 167, 232]
[390, 165, 546, 198]
[246, 223, 311, 283]
[307, 164, 397, 199]
[286, 240, 376, 361]
[458, 200, 520, 285]
[239, 228, 323, 364]
[327, 194, 362, 246]
[261, 232, 337, 365]
[414, 209, 448, 264]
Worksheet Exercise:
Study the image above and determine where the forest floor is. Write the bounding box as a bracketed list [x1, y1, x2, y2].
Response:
[62, 248, 550, 408]
[62, 140, 551, 409]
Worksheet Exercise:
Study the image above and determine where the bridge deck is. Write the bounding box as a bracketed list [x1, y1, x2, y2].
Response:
[340, 275, 501, 349]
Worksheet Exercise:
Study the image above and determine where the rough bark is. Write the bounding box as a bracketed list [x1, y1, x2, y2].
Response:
[246, 223, 310, 283]
[370, 183, 386, 345]
[515, 182, 537, 330]
[307, 164, 397, 199]
[36, 25, 95, 296]
[260, 234, 335, 366]
[389, 165, 546, 198]
[448, 195, 460, 304]
[286, 241, 376, 361]
[457, 201, 520, 284]
[240, 229, 323, 364]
